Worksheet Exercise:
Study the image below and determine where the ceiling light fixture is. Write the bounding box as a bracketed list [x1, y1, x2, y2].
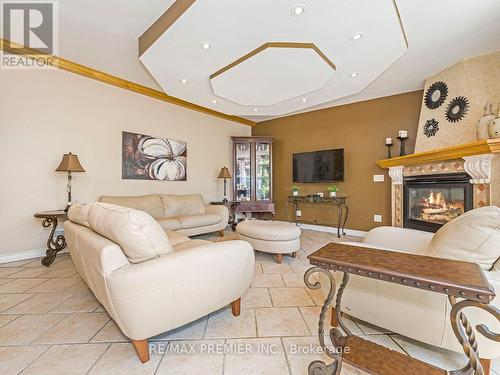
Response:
[349, 72, 359, 78]
[201, 42, 211, 50]
[292, 4, 305, 16]
[212, 99, 218, 104]
[253, 108, 259, 112]
[301, 98, 308, 103]
[180, 78, 188, 84]
[350, 33, 363, 41]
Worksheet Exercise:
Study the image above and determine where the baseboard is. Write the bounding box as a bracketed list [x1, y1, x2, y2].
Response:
[274, 220, 367, 237]
[0, 230, 68, 264]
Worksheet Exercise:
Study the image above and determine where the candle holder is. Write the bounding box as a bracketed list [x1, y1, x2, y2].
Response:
[397, 136, 409, 157]
[386, 143, 393, 158]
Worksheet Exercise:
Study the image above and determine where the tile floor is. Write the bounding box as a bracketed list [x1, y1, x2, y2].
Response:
[0, 229, 497, 374]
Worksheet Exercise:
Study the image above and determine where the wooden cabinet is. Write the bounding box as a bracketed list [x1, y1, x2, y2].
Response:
[232, 136, 275, 214]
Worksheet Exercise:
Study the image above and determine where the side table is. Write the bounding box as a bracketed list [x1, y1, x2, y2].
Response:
[211, 201, 240, 231]
[34, 210, 68, 267]
[305, 242, 499, 375]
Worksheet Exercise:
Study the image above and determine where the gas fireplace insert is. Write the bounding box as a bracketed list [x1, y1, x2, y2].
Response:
[403, 173, 473, 232]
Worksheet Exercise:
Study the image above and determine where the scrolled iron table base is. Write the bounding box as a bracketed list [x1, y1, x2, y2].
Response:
[34, 211, 68, 267]
[305, 265, 500, 375]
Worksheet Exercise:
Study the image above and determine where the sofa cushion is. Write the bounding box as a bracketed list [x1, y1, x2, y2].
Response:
[165, 230, 191, 246]
[99, 195, 164, 219]
[428, 206, 500, 270]
[176, 214, 221, 229]
[88, 202, 173, 263]
[160, 194, 206, 218]
[68, 203, 90, 228]
[156, 218, 182, 231]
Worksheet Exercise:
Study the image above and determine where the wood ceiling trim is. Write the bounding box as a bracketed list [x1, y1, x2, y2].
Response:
[0, 38, 255, 127]
[210, 42, 336, 80]
[139, 0, 196, 56]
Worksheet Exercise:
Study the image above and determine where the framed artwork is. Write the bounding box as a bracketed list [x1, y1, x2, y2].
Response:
[122, 131, 187, 181]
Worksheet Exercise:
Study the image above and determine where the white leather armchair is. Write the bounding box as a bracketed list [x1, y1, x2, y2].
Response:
[318, 209, 500, 371]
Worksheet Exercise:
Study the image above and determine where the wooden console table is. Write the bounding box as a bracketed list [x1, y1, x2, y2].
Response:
[305, 243, 499, 375]
[286, 195, 348, 238]
[34, 210, 68, 267]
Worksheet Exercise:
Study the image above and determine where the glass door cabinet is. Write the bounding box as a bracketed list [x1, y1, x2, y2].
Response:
[232, 136, 275, 215]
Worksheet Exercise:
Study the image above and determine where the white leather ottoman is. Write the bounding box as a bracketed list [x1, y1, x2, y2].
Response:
[236, 220, 301, 263]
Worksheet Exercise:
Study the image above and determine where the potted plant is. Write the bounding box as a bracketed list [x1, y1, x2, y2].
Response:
[328, 185, 338, 197]
[291, 186, 300, 196]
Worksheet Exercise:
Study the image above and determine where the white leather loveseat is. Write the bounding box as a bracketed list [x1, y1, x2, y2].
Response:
[319, 206, 500, 370]
[99, 194, 229, 236]
[64, 202, 254, 363]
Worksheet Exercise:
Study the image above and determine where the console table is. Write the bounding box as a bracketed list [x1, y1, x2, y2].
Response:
[286, 195, 348, 238]
[34, 210, 68, 267]
[305, 243, 499, 375]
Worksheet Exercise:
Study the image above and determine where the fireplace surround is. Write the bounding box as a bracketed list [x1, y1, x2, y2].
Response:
[403, 173, 473, 232]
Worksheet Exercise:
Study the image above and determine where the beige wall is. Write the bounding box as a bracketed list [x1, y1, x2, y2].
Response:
[252, 91, 423, 232]
[0, 68, 250, 256]
[415, 51, 500, 152]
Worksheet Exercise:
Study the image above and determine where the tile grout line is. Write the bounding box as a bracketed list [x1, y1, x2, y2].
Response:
[280, 336, 293, 375]
[84, 342, 112, 375]
[17, 344, 52, 375]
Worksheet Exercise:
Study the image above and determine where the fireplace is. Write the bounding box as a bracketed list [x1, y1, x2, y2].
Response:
[403, 173, 473, 232]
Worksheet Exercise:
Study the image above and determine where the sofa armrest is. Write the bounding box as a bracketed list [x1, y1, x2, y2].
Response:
[362, 226, 433, 254]
[205, 204, 229, 224]
[105, 240, 254, 339]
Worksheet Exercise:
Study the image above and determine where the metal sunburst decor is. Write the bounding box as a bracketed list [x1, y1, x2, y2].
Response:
[424, 119, 439, 137]
[446, 96, 469, 123]
[424, 81, 448, 109]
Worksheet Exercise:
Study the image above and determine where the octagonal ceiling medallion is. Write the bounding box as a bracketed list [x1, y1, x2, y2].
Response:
[210, 42, 336, 107]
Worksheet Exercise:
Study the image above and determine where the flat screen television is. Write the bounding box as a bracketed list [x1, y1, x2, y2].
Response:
[293, 149, 344, 183]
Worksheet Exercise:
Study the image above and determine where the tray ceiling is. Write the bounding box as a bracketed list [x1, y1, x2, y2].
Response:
[140, 0, 408, 117]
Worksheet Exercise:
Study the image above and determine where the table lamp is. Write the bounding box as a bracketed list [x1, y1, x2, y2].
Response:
[218, 167, 232, 202]
[55, 152, 85, 212]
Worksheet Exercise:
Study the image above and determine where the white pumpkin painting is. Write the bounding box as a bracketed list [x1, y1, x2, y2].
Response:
[122, 131, 187, 181]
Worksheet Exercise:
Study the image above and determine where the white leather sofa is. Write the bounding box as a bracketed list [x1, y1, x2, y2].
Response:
[64, 202, 254, 363]
[318, 206, 500, 369]
[99, 194, 229, 236]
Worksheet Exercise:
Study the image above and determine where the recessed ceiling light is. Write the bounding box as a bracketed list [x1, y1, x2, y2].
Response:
[350, 33, 363, 41]
[301, 98, 308, 103]
[292, 4, 305, 16]
[180, 78, 188, 84]
[211, 99, 218, 104]
[349, 72, 359, 78]
[201, 42, 211, 50]
[253, 108, 259, 112]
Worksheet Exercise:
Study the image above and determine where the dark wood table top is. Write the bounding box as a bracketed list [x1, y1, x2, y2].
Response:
[34, 210, 68, 219]
[308, 242, 495, 303]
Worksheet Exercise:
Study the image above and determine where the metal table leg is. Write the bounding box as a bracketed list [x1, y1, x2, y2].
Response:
[40, 218, 67, 267]
[448, 296, 500, 375]
[304, 267, 350, 375]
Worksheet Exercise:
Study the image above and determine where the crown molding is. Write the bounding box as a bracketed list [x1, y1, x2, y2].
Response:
[0, 38, 255, 127]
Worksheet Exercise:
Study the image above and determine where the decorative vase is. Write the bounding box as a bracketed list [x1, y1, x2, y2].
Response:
[330, 191, 337, 197]
[488, 103, 500, 139]
[477, 102, 494, 140]
[292, 191, 299, 196]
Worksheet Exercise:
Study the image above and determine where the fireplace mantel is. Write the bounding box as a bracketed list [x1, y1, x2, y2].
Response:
[377, 139, 500, 169]
[376, 139, 500, 227]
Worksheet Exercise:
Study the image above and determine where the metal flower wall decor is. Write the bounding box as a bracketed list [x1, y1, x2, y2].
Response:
[424, 81, 448, 109]
[122, 131, 187, 181]
[446, 96, 469, 123]
[424, 119, 439, 137]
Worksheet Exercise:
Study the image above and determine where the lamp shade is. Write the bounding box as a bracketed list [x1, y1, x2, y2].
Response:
[218, 167, 231, 179]
[55, 152, 85, 172]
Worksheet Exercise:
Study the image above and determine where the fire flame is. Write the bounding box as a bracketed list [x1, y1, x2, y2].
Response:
[428, 191, 446, 208]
